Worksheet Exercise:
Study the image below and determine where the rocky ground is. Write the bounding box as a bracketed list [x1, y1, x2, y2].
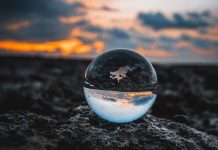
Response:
[0, 56, 217, 149]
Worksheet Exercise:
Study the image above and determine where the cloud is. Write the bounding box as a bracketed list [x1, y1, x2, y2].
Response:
[188, 11, 210, 19]
[136, 34, 218, 58]
[85, 25, 104, 33]
[0, 0, 108, 56]
[108, 28, 129, 39]
[0, 0, 134, 57]
[0, 0, 217, 62]
[137, 11, 211, 30]
[0, 0, 129, 43]
[0, 0, 84, 21]
[159, 35, 218, 51]
[0, 0, 85, 41]
[0, 18, 77, 41]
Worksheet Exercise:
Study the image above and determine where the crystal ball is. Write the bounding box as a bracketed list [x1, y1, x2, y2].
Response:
[83, 49, 157, 123]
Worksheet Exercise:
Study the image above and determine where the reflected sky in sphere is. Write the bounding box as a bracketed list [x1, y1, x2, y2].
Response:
[84, 88, 156, 123]
[84, 49, 157, 123]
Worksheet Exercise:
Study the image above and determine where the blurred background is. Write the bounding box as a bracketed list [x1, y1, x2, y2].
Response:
[0, 1, 218, 148]
[0, 0, 217, 63]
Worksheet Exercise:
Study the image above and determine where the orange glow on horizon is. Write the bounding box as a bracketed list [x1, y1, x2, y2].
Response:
[0, 39, 105, 57]
[127, 91, 153, 97]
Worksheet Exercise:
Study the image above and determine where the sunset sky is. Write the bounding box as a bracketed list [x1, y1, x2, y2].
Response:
[0, 0, 218, 63]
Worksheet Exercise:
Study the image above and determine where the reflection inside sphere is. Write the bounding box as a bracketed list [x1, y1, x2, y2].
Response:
[84, 49, 157, 123]
[84, 88, 156, 123]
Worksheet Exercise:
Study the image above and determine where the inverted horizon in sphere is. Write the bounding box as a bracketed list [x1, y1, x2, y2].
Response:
[84, 87, 156, 123]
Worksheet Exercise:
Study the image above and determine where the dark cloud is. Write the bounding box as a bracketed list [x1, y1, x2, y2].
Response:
[80, 24, 130, 40]
[0, 0, 85, 41]
[0, 0, 128, 43]
[158, 36, 179, 44]
[85, 25, 104, 33]
[137, 11, 211, 30]
[138, 34, 218, 51]
[108, 28, 129, 39]
[0, 0, 84, 22]
[188, 11, 210, 19]
[139, 37, 155, 44]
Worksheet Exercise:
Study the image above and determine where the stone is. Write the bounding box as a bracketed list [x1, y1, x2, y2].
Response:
[0, 105, 217, 150]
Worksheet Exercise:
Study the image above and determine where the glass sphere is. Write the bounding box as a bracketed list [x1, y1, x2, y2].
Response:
[83, 49, 157, 123]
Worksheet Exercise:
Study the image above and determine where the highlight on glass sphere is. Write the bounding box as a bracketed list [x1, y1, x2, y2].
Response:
[83, 49, 157, 123]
